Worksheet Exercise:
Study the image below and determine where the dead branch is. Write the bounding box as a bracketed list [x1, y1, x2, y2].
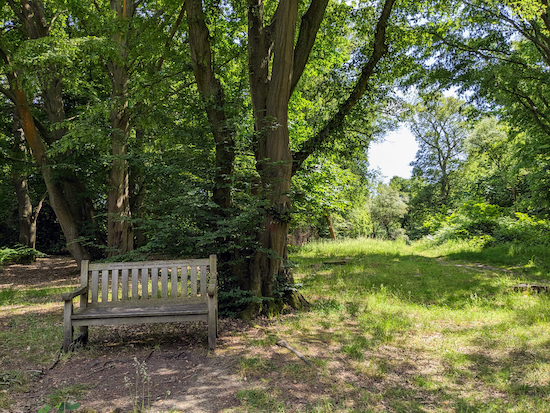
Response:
[276, 339, 312, 366]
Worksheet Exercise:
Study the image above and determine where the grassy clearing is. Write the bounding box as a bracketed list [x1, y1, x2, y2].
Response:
[231, 238, 550, 412]
[2, 238, 550, 412]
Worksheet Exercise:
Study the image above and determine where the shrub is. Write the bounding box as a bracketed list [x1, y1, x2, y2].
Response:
[426, 201, 550, 246]
[0, 246, 47, 267]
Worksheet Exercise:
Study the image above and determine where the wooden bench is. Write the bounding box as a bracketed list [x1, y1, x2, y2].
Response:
[62, 255, 218, 353]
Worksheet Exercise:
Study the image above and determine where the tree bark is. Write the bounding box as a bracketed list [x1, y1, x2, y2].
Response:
[245, 0, 300, 309]
[186, 0, 396, 316]
[324, 212, 336, 240]
[10, 112, 34, 248]
[12, 174, 34, 247]
[12, 85, 90, 265]
[186, 0, 235, 213]
[6, 0, 100, 259]
[107, 0, 135, 256]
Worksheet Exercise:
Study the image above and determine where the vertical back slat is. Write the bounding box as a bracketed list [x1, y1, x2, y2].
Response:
[121, 269, 129, 300]
[181, 266, 189, 300]
[132, 268, 139, 299]
[91, 270, 99, 302]
[112, 269, 119, 301]
[191, 266, 197, 296]
[171, 266, 178, 298]
[200, 265, 207, 297]
[80, 260, 89, 307]
[101, 270, 109, 302]
[142, 268, 149, 299]
[151, 268, 159, 299]
[161, 267, 168, 298]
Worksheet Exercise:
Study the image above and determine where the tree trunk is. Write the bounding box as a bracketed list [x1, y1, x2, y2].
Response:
[107, 0, 135, 256]
[186, 0, 395, 316]
[130, 129, 148, 249]
[324, 213, 336, 240]
[186, 0, 235, 214]
[10, 113, 34, 248]
[5, 0, 100, 260]
[245, 0, 299, 312]
[12, 85, 90, 265]
[12, 174, 34, 247]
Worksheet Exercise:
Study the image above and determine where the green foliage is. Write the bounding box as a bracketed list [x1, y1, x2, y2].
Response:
[369, 184, 408, 240]
[38, 402, 80, 413]
[425, 201, 550, 247]
[332, 203, 373, 238]
[290, 155, 371, 240]
[413, 0, 550, 213]
[0, 246, 46, 267]
[124, 357, 151, 413]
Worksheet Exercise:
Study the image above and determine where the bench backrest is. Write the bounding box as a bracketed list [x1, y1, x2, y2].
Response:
[80, 255, 217, 306]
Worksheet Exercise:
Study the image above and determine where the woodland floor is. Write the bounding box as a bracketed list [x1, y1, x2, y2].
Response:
[0, 257, 279, 413]
[3, 246, 549, 413]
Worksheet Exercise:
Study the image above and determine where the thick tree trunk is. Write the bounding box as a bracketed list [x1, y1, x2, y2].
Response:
[107, 0, 135, 256]
[186, 0, 235, 213]
[42, 73, 98, 233]
[6, 0, 100, 260]
[108, 97, 133, 256]
[187, 0, 395, 316]
[10, 113, 35, 248]
[246, 0, 299, 312]
[130, 129, 148, 249]
[12, 174, 34, 247]
[13, 86, 90, 265]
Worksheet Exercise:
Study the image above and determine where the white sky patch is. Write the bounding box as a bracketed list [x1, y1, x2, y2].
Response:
[368, 126, 418, 183]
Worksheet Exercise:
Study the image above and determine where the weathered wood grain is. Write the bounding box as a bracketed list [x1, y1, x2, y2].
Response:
[62, 255, 218, 352]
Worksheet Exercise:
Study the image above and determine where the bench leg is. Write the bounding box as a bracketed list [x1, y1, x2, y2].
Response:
[208, 297, 216, 350]
[63, 301, 73, 353]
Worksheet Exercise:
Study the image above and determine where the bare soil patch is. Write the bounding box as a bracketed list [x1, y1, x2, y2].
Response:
[1, 257, 261, 412]
[0, 256, 79, 290]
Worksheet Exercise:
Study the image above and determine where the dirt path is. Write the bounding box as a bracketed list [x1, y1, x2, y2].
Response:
[1, 257, 262, 413]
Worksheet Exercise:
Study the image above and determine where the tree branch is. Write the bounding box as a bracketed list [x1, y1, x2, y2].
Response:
[292, 0, 396, 175]
[157, 2, 187, 71]
[290, 0, 329, 97]
[47, 10, 67, 35]
[32, 191, 48, 224]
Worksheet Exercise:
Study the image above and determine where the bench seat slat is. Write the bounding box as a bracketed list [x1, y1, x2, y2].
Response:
[142, 267, 149, 299]
[72, 314, 208, 327]
[112, 269, 119, 301]
[151, 268, 158, 298]
[91, 270, 99, 302]
[161, 267, 168, 298]
[122, 269, 129, 300]
[72, 303, 208, 319]
[102, 270, 109, 302]
[132, 269, 139, 299]
[190, 266, 197, 296]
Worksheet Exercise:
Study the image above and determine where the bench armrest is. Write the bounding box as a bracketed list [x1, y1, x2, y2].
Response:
[62, 285, 88, 301]
[207, 285, 217, 298]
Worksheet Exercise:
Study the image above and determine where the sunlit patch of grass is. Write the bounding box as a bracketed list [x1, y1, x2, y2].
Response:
[46, 384, 90, 407]
[235, 388, 287, 412]
[0, 310, 62, 365]
[285, 238, 550, 412]
[0, 287, 74, 306]
[237, 356, 276, 380]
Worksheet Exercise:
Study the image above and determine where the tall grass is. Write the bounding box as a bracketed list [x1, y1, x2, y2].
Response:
[234, 237, 550, 412]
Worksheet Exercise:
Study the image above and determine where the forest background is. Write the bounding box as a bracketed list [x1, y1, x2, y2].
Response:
[1, 0, 549, 316]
